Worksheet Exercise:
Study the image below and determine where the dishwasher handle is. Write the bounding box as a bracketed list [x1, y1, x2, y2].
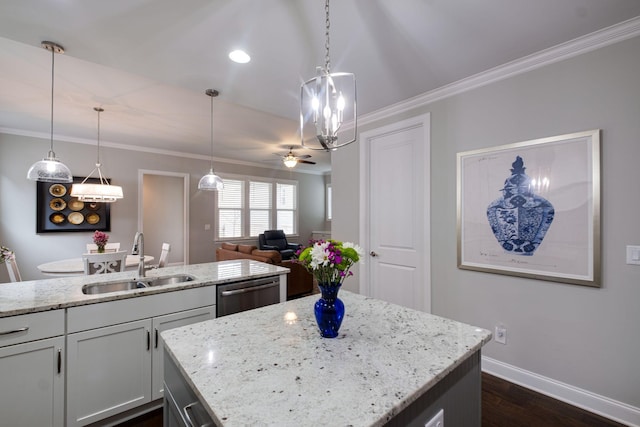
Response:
[219, 281, 278, 297]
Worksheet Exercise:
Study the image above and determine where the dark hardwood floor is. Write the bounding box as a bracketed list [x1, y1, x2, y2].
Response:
[481, 373, 627, 427]
[118, 373, 628, 427]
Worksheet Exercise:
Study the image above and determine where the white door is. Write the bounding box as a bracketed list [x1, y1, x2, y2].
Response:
[360, 114, 431, 312]
[139, 170, 189, 265]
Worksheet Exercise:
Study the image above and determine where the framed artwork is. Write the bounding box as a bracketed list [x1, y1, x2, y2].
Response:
[456, 130, 601, 287]
[36, 177, 111, 233]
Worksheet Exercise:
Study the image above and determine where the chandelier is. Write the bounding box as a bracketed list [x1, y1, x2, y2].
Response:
[300, 0, 357, 151]
[70, 107, 124, 202]
[27, 41, 73, 182]
[198, 89, 224, 191]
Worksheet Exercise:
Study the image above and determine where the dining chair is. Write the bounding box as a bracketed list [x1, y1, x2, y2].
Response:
[146, 243, 171, 270]
[158, 243, 171, 268]
[86, 242, 121, 253]
[5, 255, 22, 282]
[83, 250, 127, 275]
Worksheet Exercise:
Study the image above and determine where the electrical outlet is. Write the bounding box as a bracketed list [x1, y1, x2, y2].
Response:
[495, 326, 507, 344]
[424, 409, 444, 427]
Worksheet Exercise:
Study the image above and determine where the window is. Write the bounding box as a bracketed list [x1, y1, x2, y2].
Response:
[217, 179, 243, 238]
[276, 183, 296, 234]
[250, 181, 271, 236]
[216, 175, 298, 240]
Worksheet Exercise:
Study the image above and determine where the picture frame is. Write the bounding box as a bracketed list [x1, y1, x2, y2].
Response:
[456, 130, 601, 287]
[36, 177, 111, 233]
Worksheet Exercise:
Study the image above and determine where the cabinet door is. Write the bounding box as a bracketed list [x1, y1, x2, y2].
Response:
[151, 306, 215, 400]
[0, 336, 64, 427]
[66, 319, 152, 426]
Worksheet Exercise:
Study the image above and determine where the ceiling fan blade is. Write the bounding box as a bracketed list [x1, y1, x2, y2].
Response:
[298, 159, 316, 165]
[297, 154, 312, 159]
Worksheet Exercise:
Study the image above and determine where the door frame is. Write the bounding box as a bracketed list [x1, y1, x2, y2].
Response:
[358, 113, 431, 311]
[138, 169, 190, 265]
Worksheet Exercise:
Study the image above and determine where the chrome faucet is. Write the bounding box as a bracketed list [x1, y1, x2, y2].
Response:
[131, 232, 145, 277]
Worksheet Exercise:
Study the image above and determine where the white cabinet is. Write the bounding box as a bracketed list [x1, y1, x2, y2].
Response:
[0, 311, 65, 427]
[66, 287, 215, 426]
[66, 319, 152, 426]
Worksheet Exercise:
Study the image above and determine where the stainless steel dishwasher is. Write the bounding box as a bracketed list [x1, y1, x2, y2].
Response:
[216, 275, 280, 317]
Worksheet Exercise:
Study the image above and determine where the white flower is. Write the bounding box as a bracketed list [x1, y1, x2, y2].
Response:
[310, 241, 330, 269]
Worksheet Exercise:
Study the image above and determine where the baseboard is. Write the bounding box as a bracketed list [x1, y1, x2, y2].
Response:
[482, 356, 640, 427]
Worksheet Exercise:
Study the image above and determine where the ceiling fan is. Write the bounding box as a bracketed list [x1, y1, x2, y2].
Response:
[274, 147, 316, 168]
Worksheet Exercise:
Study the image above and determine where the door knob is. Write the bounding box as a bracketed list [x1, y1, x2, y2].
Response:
[370, 251, 378, 257]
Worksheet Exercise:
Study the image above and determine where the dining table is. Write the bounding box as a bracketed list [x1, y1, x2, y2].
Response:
[37, 255, 155, 276]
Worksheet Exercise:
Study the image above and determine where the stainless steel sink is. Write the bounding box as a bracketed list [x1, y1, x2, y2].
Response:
[148, 274, 194, 287]
[82, 274, 195, 295]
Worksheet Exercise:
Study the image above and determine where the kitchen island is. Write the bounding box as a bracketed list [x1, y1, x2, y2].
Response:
[162, 290, 492, 427]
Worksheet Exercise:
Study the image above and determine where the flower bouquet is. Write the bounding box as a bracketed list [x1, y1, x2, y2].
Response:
[93, 231, 109, 253]
[295, 240, 362, 337]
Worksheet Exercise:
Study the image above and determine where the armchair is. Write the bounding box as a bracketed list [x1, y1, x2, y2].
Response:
[258, 230, 300, 260]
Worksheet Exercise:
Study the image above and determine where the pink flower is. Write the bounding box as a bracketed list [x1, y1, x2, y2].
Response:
[93, 231, 109, 246]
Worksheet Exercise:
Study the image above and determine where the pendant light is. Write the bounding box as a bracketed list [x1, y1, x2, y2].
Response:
[70, 107, 124, 202]
[198, 89, 224, 191]
[300, 0, 357, 151]
[27, 41, 73, 182]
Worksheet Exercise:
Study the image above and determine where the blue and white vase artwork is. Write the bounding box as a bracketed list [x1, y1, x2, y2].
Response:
[486, 156, 554, 256]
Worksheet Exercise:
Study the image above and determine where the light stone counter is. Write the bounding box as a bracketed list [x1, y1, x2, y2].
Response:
[162, 291, 492, 427]
[0, 260, 288, 318]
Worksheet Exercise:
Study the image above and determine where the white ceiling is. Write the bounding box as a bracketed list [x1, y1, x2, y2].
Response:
[1, 1, 640, 173]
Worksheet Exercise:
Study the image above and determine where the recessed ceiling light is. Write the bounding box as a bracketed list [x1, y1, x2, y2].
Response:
[229, 49, 250, 64]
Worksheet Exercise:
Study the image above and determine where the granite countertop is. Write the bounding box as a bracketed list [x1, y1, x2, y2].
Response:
[0, 260, 289, 318]
[162, 290, 492, 427]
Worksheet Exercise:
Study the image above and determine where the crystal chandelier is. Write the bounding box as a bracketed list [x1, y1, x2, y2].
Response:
[300, 0, 357, 151]
[198, 89, 224, 191]
[27, 41, 73, 182]
[70, 107, 124, 202]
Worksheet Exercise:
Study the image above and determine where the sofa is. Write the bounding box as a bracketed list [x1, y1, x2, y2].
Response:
[215, 242, 314, 299]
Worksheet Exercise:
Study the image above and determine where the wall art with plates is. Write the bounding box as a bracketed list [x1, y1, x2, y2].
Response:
[36, 177, 111, 233]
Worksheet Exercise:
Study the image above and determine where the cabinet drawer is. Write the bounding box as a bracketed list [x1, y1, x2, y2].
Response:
[0, 310, 65, 347]
[67, 286, 216, 333]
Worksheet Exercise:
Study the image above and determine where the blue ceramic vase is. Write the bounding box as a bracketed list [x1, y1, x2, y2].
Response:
[487, 156, 555, 256]
[314, 282, 345, 338]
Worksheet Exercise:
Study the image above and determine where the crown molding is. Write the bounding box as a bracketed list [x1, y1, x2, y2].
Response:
[357, 16, 640, 127]
[0, 126, 327, 176]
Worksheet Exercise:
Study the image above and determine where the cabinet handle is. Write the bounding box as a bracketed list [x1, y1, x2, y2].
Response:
[146, 330, 150, 351]
[155, 329, 159, 349]
[183, 402, 199, 427]
[57, 349, 62, 374]
[0, 326, 29, 336]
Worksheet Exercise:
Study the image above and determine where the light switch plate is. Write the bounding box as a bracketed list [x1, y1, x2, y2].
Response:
[626, 245, 640, 265]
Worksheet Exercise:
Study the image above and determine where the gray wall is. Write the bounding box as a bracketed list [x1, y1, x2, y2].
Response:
[0, 133, 328, 281]
[333, 36, 640, 411]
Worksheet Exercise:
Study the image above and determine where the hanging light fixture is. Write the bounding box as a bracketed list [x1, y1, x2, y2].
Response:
[27, 41, 73, 182]
[70, 107, 124, 202]
[300, 0, 357, 151]
[198, 89, 224, 191]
